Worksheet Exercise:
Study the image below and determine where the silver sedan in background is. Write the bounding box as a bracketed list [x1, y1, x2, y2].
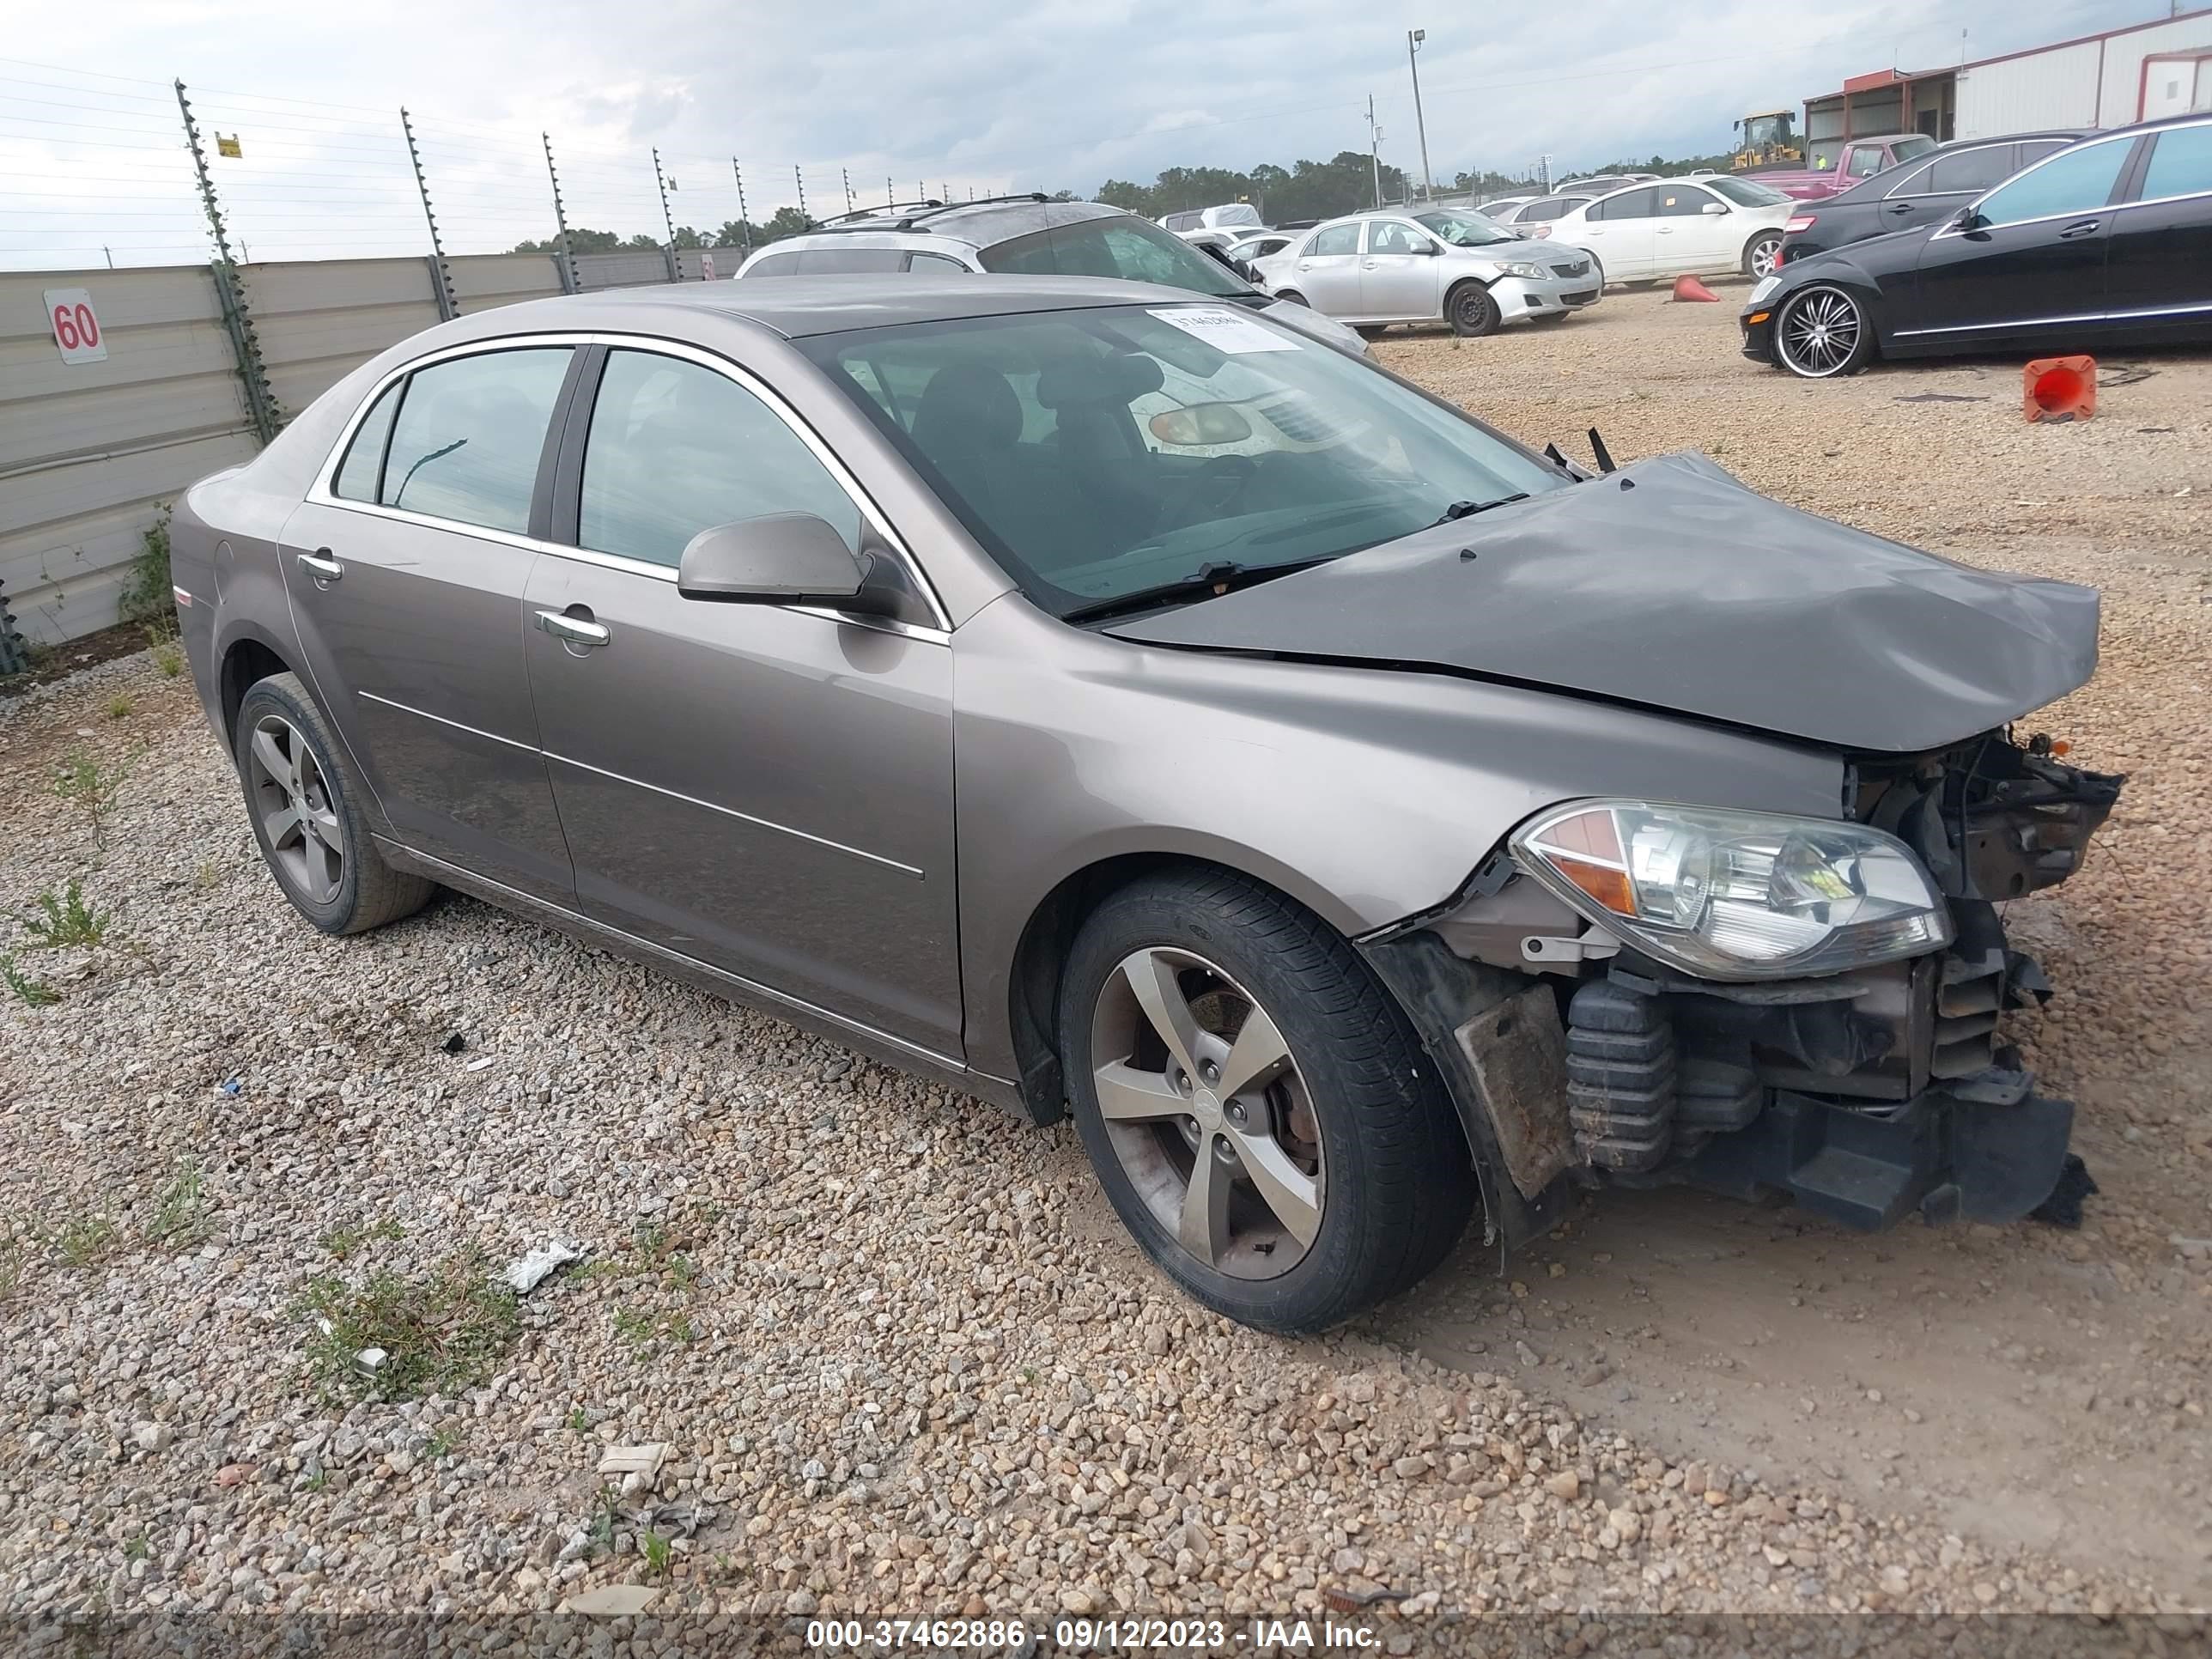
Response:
[1249, 208, 1601, 337]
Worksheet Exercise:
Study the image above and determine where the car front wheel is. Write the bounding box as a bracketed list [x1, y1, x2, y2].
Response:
[1772, 284, 1874, 379]
[1059, 867, 1476, 1334]
[234, 672, 434, 934]
[1447, 283, 1501, 337]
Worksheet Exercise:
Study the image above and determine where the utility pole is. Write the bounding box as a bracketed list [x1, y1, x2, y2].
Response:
[732, 160, 752, 249]
[176, 77, 280, 443]
[542, 134, 581, 294]
[1407, 29, 1433, 202]
[1365, 94, 1384, 209]
[400, 107, 459, 319]
[842, 167, 854, 213]
[653, 148, 679, 255]
[795, 166, 809, 220]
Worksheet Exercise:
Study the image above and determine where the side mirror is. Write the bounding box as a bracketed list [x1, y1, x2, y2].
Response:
[1700, 201, 1728, 215]
[677, 513, 866, 605]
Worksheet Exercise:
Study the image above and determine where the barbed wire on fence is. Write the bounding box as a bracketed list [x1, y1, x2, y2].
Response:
[0, 55, 1013, 275]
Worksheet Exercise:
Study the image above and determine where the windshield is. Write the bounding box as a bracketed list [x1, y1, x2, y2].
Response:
[1705, 175, 1789, 207]
[800, 304, 1565, 620]
[1413, 210, 1516, 246]
[978, 215, 1249, 297]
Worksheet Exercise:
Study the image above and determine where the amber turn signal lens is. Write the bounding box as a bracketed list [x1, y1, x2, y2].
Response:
[1556, 857, 1636, 915]
[1747, 311, 1771, 325]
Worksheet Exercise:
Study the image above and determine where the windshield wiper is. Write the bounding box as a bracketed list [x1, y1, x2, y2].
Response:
[1430, 493, 1528, 526]
[1059, 558, 1330, 626]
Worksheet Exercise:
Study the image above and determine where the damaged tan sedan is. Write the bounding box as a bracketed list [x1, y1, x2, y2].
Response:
[171, 275, 2120, 1334]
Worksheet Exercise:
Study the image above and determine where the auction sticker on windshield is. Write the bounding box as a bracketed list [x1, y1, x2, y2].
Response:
[1148, 307, 1300, 354]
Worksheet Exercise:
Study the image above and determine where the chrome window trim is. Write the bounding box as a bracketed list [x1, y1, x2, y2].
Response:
[1933, 125, 2185, 239]
[1892, 298, 2212, 339]
[305, 329, 956, 635]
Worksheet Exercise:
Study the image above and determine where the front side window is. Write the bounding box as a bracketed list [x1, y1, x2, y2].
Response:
[1368, 220, 1432, 254]
[980, 216, 1248, 295]
[577, 349, 861, 568]
[1927, 146, 2017, 195]
[1413, 210, 1515, 246]
[1307, 222, 1361, 256]
[800, 304, 1565, 620]
[1974, 139, 2131, 227]
[2142, 125, 2212, 200]
[380, 347, 572, 534]
[332, 381, 401, 502]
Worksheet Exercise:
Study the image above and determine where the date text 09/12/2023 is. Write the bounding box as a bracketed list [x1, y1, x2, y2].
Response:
[804, 1615, 1391, 1650]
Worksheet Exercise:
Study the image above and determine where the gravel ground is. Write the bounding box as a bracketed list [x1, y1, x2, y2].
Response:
[3, 287, 2209, 1643]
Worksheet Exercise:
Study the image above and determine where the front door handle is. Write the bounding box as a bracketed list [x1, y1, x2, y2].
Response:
[536, 609, 610, 647]
[2058, 218, 2101, 239]
[296, 550, 343, 585]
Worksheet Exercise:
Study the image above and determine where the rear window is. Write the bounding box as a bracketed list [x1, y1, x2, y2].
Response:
[980, 216, 1248, 296]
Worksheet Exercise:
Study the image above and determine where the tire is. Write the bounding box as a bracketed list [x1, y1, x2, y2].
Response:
[1058, 866, 1477, 1334]
[1588, 256, 1607, 291]
[1354, 325, 1390, 341]
[1447, 282, 1501, 337]
[1743, 231, 1784, 280]
[234, 672, 434, 934]
[1771, 284, 1875, 380]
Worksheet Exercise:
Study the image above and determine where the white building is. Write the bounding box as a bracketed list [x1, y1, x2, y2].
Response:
[1801, 8, 2212, 161]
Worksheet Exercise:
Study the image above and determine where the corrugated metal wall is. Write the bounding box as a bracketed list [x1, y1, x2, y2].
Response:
[2099, 13, 2212, 123]
[1957, 42, 2105, 140]
[0, 246, 702, 647]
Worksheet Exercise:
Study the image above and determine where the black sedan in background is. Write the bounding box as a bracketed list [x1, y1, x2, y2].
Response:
[1744, 112, 2212, 379]
[1778, 130, 2085, 265]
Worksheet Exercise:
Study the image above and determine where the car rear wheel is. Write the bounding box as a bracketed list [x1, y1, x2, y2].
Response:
[234, 672, 434, 934]
[1058, 867, 1477, 1334]
[1744, 231, 1784, 279]
[1447, 283, 1501, 337]
[1772, 285, 1875, 379]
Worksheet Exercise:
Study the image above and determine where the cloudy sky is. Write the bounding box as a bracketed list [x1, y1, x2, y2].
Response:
[0, 0, 2158, 267]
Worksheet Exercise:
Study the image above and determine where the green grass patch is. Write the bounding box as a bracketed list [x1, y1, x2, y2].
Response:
[295, 1250, 520, 1404]
[20, 880, 108, 948]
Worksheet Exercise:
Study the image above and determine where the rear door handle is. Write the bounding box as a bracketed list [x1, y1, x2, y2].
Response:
[536, 609, 610, 647]
[296, 550, 343, 585]
[2058, 218, 2101, 239]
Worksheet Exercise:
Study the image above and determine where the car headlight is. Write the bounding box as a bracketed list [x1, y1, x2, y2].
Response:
[1509, 800, 1951, 980]
[1747, 275, 1782, 306]
[1494, 261, 1545, 279]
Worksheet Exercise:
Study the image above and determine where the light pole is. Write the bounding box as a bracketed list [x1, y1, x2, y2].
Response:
[1366, 94, 1384, 209]
[1407, 28, 1433, 201]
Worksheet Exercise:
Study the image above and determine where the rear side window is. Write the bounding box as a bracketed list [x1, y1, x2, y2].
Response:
[1928, 146, 2017, 195]
[2015, 138, 2073, 168]
[743, 251, 803, 277]
[1652, 188, 1709, 217]
[796, 246, 905, 273]
[1975, 139, 2130, 227]
[907, 251, 968, 271]
[332, 381, 400, 502]
[1878, 160, 1936, 197]
[380, 347, 572, 534]
[2142, 125, 2212, 200]
[1590, 187, 1660, 221]
[979, 216, 1247, 295]
[1308, 223, 1360, 255]
[578, 349, 861, 568]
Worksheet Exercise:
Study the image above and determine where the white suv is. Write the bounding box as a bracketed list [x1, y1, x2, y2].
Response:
[1159, 204, 1267, 250]
[736, 196, 1367, 356]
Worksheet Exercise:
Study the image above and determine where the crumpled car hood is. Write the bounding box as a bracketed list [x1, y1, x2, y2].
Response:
[1106, 452, 2101, 753]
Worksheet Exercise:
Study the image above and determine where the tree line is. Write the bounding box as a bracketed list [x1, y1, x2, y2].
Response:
[506, 143, 1736, 256]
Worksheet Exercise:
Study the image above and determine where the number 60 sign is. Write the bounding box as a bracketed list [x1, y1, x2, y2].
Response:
[43, 288, 108, 365]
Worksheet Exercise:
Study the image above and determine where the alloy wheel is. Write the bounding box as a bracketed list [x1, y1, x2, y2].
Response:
[1776, 287, 1863, 378]
[1089, 945, 1325, 1280]
[246, 714, 346, 904]
[1748, 235, 1782, 279]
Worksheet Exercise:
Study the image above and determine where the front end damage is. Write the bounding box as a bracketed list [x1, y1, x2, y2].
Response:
[1362, 731, 2122, 1249]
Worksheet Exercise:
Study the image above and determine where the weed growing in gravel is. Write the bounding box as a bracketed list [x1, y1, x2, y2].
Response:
[319, 1216, 405, 1261]
[105, 693, 133, 720]
[53, 750, 129, 851]
[148, 1156, 212, 1248]
[641, 1529, 672, 1576]
[54, 1213, 122, 1268]
[192, 861, 222, 890]
[426, 1426, 462, 1460]
[294, 1250, 520, 1404]
[124, 1534, 149, 1562]
[1, 952, 58, 1006]
[117, 507, 175, 631]
[0, 1233, 25, 1300]
[21, 880, 108, 948]
[586, 1489, 619, 1556]
[567, 1406, 591, 1434]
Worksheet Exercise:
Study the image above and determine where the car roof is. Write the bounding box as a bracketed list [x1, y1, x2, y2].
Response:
[801, 196, 1121, 246]
[470, 273, 1208, 340]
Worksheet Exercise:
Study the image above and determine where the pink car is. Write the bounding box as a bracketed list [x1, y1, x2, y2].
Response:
[1747, 133, 1940, 201]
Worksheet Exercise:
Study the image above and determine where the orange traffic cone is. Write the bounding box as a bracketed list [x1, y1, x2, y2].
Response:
[1672, 274, 1720, 303]
[2024, 356, 2095, 422]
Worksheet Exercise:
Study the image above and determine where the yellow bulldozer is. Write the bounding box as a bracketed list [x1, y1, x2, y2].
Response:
[1732, 110, 1803, 171]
